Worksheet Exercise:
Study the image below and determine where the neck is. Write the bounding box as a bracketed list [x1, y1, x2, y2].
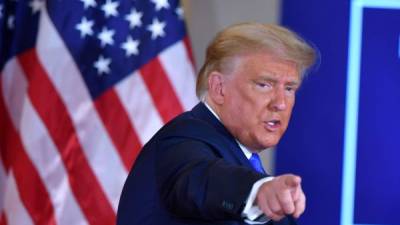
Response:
[204, 96, 222, 117]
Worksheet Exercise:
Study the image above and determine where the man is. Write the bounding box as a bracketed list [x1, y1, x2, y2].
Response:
[117, 22, 316, 225]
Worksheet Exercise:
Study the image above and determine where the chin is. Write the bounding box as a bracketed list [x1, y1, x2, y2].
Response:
[259, 138, 279, 149]
[252, 132, 281, 149]
[252, 141, 274, 150]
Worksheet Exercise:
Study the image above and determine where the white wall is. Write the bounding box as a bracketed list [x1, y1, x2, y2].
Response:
[182, 0, 281, 174]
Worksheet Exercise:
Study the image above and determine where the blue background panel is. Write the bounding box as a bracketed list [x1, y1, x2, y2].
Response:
[354, 7, 400, 225]
[277, 1, 350, 225]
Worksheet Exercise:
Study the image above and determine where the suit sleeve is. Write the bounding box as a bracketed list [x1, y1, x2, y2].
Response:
[155, 138, 265, 221]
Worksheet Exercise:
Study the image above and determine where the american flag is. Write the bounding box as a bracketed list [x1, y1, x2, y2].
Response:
[0, 0, 198, 224]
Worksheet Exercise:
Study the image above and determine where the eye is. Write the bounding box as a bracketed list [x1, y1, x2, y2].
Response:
[257, 83, 267, 88]
[285, 85, 297, 94]
[254, 81, 272, 91]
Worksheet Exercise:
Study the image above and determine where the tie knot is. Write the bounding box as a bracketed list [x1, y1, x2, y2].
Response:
[249, 153, 265, 174]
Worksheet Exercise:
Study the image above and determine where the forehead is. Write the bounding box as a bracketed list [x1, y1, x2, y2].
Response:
[230, 52, 300, 82]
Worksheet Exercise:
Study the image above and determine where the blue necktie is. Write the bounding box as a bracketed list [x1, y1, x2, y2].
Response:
[249, 153, 266, 174]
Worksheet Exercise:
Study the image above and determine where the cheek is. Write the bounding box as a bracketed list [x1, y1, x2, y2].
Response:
[287, 100, 296, 116]
[228, 91, 255, 113]
[281, 108, 295, 130]
[227, 84, 265, 123]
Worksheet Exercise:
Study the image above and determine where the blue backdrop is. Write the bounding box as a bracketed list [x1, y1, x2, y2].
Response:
[276, 1, 400, 225]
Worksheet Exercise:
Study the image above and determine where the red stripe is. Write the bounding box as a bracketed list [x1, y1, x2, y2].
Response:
[0, 151, 8, 173]
[0, 82, 10, 172]
[183, 36, 196, 69]
[0, 78, 57, 225]
[0, 72, 9, 172]
[94, 88, 142, 170]
[140, 58, 184, 123]
[0, 212, 8, 225]
[17, 49, 115, 225]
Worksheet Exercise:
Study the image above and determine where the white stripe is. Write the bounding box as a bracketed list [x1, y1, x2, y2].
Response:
[115, 72, 164, 144]
[1, 59, 87, 225]
[159, 41, 199, 110]
[36, 5, 127, 210]
[0, 58, 28, 220]
[4, 172, 34, 225]
[0, 156, 6, 214]
[1, 60, 30, 225]
[20, 100, 88, 225]
[1, 58, 27, 131]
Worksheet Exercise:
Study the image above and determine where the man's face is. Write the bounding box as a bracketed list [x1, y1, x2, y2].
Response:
[218, 52, 300, 151]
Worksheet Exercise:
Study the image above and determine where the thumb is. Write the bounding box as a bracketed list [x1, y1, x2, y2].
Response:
[283, 175, 301, 188]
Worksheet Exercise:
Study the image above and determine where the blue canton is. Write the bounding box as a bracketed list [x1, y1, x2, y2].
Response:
[0, 0, 187, 99]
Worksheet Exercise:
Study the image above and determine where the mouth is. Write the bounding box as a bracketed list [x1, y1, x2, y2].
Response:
[264, 119, 281, 131]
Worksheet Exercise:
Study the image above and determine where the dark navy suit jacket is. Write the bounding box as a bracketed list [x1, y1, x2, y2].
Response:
[117, 103, 297, 225]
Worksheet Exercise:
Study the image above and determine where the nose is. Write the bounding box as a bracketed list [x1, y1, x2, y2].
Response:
[269, 89, 287, 111]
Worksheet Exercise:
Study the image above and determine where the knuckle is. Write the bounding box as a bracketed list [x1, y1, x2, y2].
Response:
[264, 211, 275, 219]
[269, 203, 281, 213]
[270, 207, 280, 214]
[282, 202, 293, 212]
[283, 204, 294, 214]
[280, 197, 292, 206]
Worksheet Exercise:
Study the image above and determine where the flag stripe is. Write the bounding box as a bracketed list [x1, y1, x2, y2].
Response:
[159, 41, 198, 111]
[0, 59, 28, 142]
[1, 59, 88, 225]
[36, 9, 128, 211]
[0, 82, 56, 225]
[19, 99, 89, 225]
[0, 1, 197, 224]
[0, 153, 6, 215]
[0, 143, 8, 173]
[183, 36, 196, 68]
[2, 57, 90, 225]
[17, 50, 115, 225]
[3, 174, 34, 225]
[0, 126, 56, 225]
[0, 211, 7, 225]
[94, 88, 142, 170]
[115, 72, 164, 145]
[0, 71, 9, 224]
[140, 58, 184, 123]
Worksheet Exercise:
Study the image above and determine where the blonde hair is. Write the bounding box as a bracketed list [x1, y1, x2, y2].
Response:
[196, 22, 317, 100]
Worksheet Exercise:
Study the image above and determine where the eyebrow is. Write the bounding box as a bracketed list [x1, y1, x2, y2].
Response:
[256, 75, 300, 86]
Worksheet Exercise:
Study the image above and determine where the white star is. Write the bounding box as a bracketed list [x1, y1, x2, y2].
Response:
[29, 0, 44, 14]
[101, 0, 119, 18]
[125, 9, 142, 29]
[175, 7, 184, 20]
[94, 55, 111, 75]
[97, 27, 115, 47]
[75, 17, 94, 38]
[147, 18, 166, 40]
[121, 36, 140, 57]
[80, 0, 96, 9]
[0, 4, 4, 19]
[150, 0, 169, 11]
[7, 15, 15, 29]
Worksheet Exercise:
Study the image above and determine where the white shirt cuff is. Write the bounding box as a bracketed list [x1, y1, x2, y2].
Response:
[241, 176, 274, 224]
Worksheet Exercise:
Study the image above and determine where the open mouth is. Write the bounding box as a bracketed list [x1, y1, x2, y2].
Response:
[265, 120, 281, 131]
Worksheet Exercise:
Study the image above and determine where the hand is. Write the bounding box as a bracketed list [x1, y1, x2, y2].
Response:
[255, 174, 305, 221]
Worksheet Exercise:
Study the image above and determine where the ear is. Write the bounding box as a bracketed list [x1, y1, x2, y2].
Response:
[208, 71, 226, 105]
